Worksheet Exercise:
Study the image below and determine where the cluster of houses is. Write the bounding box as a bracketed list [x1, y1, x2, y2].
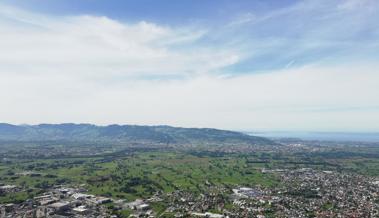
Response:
[0, 184, 163, 218]
[133, 169, 379, 217]
[274, 168, 379, 217]
[124, 198, 154, 217]
[2, 168, 379, 217]
[150, 188, 228, 217]
[0, 186, 113, 218]
[0, 184, 19, 194]
[226, 169, 379, 217]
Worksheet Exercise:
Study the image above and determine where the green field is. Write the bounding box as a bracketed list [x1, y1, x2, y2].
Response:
[0, 151, 279, 204]
[2, 146, 379, 213]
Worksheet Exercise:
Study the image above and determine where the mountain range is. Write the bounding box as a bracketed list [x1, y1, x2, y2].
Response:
[0, 123, 274, 146]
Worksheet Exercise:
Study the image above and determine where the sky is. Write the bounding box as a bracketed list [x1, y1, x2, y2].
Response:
[0, 0, 378, 132]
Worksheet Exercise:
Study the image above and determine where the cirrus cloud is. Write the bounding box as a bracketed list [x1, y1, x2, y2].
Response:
[0, 1, 378, 132]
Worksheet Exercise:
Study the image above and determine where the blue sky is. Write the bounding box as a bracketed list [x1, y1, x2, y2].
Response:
[0, 0, 378, 131]
[3, 0, 296, 24]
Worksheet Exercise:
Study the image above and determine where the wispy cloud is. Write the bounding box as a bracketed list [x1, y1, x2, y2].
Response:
[0, 4, 239, 80]
[222, 0, 379, 73]
[0, 1, 378, 131]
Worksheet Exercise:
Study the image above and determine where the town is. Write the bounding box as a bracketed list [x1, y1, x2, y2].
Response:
[2, 167, 379, 217]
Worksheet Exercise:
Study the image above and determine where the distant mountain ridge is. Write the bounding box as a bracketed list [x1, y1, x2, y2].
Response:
[0, 123, 275, 146]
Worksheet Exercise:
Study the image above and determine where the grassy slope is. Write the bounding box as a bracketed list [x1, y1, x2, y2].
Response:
[0, 152, 279, 203]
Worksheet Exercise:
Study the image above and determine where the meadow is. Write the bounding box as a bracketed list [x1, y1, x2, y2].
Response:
[0, 151, 279, 204]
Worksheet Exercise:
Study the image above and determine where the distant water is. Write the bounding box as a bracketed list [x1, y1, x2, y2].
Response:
[248, 132, 379, 142]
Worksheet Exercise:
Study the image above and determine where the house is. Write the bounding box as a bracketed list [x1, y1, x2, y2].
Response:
[87, 196, 112, 205]
[136, 203, 150, 211]
[0, 185, 17, 192]
[125, 199, 145, 209]
[73, 205, 89, 215]
[72, 193, 93, 200]
[48, 202, 70, 212]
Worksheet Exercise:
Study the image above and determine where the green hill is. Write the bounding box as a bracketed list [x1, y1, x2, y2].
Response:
[0, 123, 275, 146]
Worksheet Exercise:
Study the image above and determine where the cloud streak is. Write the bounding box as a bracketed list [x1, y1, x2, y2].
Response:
[0, 1, 378, 131]
[0, 4, 239, 80]
[222, 0, 379, 73]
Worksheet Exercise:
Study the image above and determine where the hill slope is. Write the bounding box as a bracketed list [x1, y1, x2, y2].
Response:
[0, 123, 275, 146]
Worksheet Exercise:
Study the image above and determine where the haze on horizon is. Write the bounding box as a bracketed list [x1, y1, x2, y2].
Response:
[0, 0, 378, 132]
